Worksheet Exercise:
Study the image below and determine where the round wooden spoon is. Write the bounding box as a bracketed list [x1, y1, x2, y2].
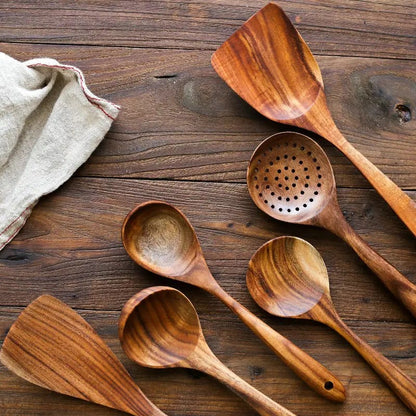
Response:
[247, 131, 416, 318]
[246, 236, 416, 414]
[211, 2, 416, 236]
[122, 200, 345, 402]
[119, 286, 297, 416]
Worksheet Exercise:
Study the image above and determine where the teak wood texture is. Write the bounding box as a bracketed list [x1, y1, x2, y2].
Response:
[121, 201, 345, 402]
[0, 295, 167, 416]
[212, 2, 416, 236]
[246, 237, 416, 414]
[0, 1, 415, 416]
[119, 286, 297, 416]
[247, 132, 416, 317]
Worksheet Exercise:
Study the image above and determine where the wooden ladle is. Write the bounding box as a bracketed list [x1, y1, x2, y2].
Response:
[122, 200, 345, 402]
[211, 2, 416, 236]
[0, 295, 167, 416]
[119, 286, 297, 416]
[246, 236, 416, 414]
[247, 131, 416, 318]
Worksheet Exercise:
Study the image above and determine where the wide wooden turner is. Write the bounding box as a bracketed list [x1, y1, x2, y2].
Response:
[0, 295, 167, 416]
[211, 2, 416, 236]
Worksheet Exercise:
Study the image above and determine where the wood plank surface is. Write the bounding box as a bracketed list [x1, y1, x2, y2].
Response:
[0, 1, 415, 416]
[1, 178, 415, 415]
[0, 1, 415, 59]
[0, 42, 415, 188]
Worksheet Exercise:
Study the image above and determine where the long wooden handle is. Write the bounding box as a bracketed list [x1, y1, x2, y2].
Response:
[190, 340, 297, 416]
[325, 208, 416, 318]
[208, 284, 346, 402]
[322, 307, 416, 414]
[334, 129, 416, 237]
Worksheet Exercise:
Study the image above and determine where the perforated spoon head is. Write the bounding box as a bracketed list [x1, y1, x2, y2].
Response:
[246, 236, 330, 319]
[247, 131, 336, 225]
[119, 286, 202, 369]
[122, 201, 212, 288]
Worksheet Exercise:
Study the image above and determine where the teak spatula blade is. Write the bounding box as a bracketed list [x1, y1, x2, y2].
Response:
[211, 2, 416, 237]
[0, 295, 167, 416]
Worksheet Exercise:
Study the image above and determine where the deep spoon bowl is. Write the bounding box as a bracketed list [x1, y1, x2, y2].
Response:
[119, 286, 201, 368]
[246, 236, 416, 413]
[119, 286, 298, 416]
[247, 236, 328, 317]
[121, 201, 346, 402]
[122, 201, 200, 279]
[247, 131, 416, 318]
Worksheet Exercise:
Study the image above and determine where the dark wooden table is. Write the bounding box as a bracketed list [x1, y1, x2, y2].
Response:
[1, 1, 415, 415]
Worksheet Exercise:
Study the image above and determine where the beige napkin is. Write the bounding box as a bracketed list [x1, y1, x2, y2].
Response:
[0, 52, 120, 250]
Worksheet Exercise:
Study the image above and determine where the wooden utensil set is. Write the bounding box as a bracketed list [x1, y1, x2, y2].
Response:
[1, 2, 414, 415]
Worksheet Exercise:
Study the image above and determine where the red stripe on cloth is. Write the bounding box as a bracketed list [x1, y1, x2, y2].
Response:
[27, 62, 119, 121]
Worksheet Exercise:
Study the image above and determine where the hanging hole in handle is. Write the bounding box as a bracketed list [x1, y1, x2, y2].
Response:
[324, 381, 334, 391]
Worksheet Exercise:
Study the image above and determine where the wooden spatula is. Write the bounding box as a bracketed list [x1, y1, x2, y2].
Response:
[211, 2, 416, 237]
[0, 295, 167, 416]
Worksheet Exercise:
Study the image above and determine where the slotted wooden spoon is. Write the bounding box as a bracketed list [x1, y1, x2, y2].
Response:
[246, 236, 416, 414]
[122, 201, 345, 401]
[0, 295, 167, 416]
[247, 131, 416, 318]
[119, 286, 297, 416]
[211, 2, 416, 236]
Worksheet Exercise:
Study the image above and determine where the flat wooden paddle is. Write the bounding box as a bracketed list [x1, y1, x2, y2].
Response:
[0, 295, 167, 416]
[211, 2, 416, 237]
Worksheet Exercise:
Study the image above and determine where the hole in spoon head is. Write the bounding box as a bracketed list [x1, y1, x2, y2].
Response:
[247, 132, 335, 224]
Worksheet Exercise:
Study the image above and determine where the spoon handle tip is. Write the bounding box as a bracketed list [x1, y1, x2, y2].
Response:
[325, 309, 416, 414]
[212, 285, 346, 402]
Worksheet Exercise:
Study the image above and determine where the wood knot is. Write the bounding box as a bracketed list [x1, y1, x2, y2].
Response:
[395, 104, 412, 124]
[249, 366, 263, 379]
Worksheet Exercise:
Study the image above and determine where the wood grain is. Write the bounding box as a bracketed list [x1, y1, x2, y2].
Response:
[0, 178, 414, 320]
[119, 286, 298, 416]
[1, 1, 415, 415]
[212, 3, 416, 234]
[0, 43, 414, 188]
[121, 201, 345, 401]
[0, 1, 415, 59]
[0, 295, 167, 416]
[0, 179, 414, 415]
[246, 236, 416, 413]
[1, 304, 415, 416]
[247, 132, 416, 316]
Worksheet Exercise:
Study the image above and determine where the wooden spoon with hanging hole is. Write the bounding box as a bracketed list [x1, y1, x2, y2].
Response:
[211, 2, 416, 237]
[247, 131, 416, 318]
[119, 286, 297, 416]
[122, 201, 345, 402]
[0, 295, 167, 416]
[246, 236, 416, 414]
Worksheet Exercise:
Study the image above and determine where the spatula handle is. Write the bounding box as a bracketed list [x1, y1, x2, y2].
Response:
[209, 284, 346, 402]
[323, 308, 416, 414]
[191, 340, 297, 416]
[336, 133, 416, 237]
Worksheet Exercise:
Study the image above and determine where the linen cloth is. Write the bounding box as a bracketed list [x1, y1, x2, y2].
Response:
[0, 52, 120, 250]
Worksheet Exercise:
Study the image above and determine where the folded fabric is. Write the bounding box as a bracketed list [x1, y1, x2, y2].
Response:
[0, 52, 120, 250]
